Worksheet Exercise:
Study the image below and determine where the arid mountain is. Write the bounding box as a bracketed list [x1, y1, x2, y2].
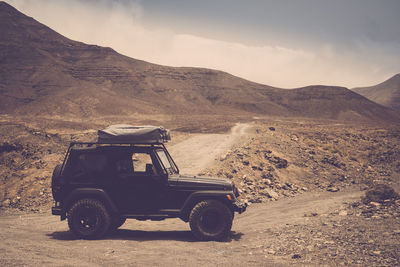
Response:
[0, 1, 398, 122]
[353, 74, 400, 111]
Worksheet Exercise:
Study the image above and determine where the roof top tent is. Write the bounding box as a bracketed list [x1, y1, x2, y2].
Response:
[97, 125, 171, 144]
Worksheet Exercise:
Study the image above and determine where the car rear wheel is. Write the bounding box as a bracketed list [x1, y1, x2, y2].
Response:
[189, 200, 233, 241]
[67, 199, 110, 239]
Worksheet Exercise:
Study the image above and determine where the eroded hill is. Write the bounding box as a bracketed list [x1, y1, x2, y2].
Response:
[353, 73, 400, 111]
[0, 1, 398, 122]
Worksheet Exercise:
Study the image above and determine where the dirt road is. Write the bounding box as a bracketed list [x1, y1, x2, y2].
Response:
[0, 123, 370, 266]
[0, 189, 363, 266]
[167, 123, 252, 175]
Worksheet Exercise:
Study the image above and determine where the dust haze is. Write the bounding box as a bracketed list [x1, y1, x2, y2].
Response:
[6, 0, 400, 88]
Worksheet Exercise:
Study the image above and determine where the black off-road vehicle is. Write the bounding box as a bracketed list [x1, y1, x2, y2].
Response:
[51, 125, 246, 240]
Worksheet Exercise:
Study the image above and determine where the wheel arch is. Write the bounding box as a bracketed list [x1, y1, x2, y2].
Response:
[61, 188, 119, 220]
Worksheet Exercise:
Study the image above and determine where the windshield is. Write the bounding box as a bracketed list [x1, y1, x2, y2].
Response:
[156, 149, 178, 174]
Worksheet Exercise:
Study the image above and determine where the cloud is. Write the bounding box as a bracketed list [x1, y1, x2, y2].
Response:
[6, 0, 400, 88]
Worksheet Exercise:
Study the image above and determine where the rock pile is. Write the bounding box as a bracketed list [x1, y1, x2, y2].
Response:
[362, 184, 399, 204]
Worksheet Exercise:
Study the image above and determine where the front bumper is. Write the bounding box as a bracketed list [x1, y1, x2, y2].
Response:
[233, 200, 247, 214]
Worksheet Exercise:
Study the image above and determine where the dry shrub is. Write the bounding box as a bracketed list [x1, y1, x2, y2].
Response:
[362, 184, 399, 204]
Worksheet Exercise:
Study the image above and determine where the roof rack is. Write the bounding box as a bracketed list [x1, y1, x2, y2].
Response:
[68, 142, 165, 150]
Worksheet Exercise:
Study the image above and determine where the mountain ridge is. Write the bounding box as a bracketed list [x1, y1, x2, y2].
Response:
[352, 74, 400, 111]
[0, 1, 398, 122]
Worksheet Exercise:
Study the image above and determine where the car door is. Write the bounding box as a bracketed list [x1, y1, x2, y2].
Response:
[110, 149, 166, 214]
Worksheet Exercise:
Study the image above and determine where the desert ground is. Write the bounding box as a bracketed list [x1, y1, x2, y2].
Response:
[1, 115, 399, 266]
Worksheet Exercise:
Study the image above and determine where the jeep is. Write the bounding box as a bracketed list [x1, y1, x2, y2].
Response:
[51, 125, 246, 240]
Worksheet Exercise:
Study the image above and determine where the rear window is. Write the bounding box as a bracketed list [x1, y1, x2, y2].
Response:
[78, 153, 107, 172]
[65, 150, 108, 181]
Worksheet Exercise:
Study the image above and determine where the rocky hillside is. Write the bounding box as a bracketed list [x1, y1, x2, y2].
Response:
[353, 74, 400, 111]
[0, 1, 398, 122]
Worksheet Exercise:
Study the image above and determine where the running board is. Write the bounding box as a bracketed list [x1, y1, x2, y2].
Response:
[122, 209, 181, 221]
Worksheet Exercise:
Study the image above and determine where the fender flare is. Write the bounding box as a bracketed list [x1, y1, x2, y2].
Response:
[60, 188, 119, 220]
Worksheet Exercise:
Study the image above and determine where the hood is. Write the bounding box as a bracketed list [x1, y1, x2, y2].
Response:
[169, 174, 233, 191]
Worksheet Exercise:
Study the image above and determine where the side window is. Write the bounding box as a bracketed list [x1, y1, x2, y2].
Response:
[115, 157, 134, 174]
[132, 152, 153, 174]
[115, 152, 155, 176]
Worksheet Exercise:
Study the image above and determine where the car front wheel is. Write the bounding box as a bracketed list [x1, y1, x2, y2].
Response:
[189, 200, 233, 241]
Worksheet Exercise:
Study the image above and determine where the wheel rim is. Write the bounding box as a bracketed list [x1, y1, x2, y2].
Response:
[75, 206, 98, 234]
[200, 209, 224, 234]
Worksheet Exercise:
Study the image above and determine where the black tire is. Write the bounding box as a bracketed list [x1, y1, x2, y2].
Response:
[67, 199, 111, 239]
[51, 164, 63, 201]
[189, 200, 233, 241]
[110, 217, 126, 231]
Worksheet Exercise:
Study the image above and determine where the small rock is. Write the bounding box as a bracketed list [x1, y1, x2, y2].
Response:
[264, 179, 272, 185]
[2, 199, 11, 206]
[265, 249, 275, 254]
[393, 230, 400, 235]
[327, 187, 339, 192]
[369, 201, 381, 208]
[304, 212, 318, 217]
[249, 197, 262, 204]
[339, 210, 348, 216]
[265, 189, 279, 199]
[269, 127, 275, 131]
[292, 254, 301, 259]
[372, 251, 381, 256]
[262, 172, 273, 180]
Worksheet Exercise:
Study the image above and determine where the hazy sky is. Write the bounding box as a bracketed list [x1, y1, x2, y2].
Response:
[6, 0, 400, 88]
